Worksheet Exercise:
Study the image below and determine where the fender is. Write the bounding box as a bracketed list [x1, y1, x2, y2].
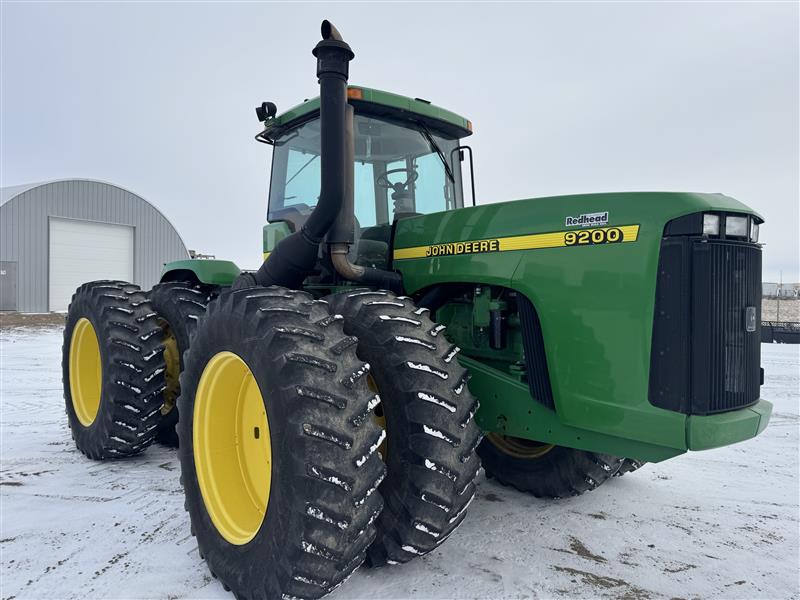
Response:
[160, 259, 240, 286]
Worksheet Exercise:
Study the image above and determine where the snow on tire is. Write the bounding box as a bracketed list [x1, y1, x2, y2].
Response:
[62, 280, 167, 460]
[327, 289, 483, 567]
[614, 458, 646, 477]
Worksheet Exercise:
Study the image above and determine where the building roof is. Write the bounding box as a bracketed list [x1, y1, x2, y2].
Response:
[1, 178, 148, 208]
[0, 181, 45, 207]
[0, 178, 187, 250]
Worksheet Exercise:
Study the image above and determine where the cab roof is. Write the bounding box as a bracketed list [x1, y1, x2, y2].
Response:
[258, 85, 473, 142]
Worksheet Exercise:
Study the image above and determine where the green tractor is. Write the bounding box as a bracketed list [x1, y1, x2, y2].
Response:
[61, 20, 771, 600]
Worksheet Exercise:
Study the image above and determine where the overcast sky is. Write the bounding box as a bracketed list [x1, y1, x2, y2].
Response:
[2, 2, 798, 280]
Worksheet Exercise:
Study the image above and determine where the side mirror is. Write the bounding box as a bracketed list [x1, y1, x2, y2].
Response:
[450, 145, 476, 207]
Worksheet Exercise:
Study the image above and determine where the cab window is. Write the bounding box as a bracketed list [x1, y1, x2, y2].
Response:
[269, 114, 462, 228]
[284, 149, 320, 211]
[267, 113, 464, 269]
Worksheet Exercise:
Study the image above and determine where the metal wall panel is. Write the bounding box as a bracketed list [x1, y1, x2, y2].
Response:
[0, 180, 188, 312]
[0, 261, 18, 310]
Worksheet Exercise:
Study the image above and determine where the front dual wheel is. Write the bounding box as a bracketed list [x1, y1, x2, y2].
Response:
[177, 287, 387, 599]
[328, 290, 483, 566]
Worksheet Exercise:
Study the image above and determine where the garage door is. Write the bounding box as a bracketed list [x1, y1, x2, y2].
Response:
[49, 218, 134, 311]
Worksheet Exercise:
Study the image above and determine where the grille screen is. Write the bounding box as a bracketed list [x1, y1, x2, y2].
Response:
[691, 242, 761, 414]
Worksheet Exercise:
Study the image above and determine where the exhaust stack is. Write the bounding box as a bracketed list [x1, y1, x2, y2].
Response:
[252, 20, 354, 289]
[252, 20, 401, 292]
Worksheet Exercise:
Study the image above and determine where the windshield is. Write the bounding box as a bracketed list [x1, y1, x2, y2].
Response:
[267, 114, 464, 230]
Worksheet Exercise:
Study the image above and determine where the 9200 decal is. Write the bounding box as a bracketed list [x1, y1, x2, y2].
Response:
[564, 227, 624, 246]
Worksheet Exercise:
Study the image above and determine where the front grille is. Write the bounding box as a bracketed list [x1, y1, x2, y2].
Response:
[650, 235, 762, 415]
[691, 242, 761, 413]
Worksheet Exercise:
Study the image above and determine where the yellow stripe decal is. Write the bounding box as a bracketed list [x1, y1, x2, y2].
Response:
[393, 225, 640, 261]
[262, 252, 271, 261]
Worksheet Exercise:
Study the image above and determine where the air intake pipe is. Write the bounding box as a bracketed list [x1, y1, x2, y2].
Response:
[328, 103, 402, 291]
[252, 20, 401, 292]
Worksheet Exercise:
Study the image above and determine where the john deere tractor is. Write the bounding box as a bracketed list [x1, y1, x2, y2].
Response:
[61, 21, 771, 600]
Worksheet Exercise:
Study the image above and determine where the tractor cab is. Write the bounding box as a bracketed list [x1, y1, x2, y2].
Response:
[258, 87, 473, 269]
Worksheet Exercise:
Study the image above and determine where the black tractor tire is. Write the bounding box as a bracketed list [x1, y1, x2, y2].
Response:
[478, 435, 623, 498]
[147, 281, 217, 447]
[614, 458, 646, 477]
[327, 289, 483, 567]
[177, 287, 386, 600]
[62, 280, 167, 460]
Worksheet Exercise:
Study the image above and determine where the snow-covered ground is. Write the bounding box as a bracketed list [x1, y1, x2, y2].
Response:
[1, 327, 798, 600]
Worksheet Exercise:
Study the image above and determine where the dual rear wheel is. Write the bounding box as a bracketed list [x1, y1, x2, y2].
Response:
[63, 281, 166, 459]
[147, 281, 217, 446]
[63, 282, 482, 599]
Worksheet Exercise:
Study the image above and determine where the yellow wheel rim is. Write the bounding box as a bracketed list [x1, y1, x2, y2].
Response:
[367, 374, 387, 459]
[193, 351, 271, 545]
[69, 317, 103, 427]
[160, 323, 180, 415]
[487, 433, 555, 459]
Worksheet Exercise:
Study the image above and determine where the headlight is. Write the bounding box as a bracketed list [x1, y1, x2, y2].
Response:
[703, 213, 720, 236]
[750, 221, 760, 243]
[726, 215, 748, 237]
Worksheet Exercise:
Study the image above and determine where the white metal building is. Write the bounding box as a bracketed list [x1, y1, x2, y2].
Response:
[0, 179, 188, 312]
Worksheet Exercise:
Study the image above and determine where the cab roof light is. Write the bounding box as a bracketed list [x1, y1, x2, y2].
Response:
[703, 213, 720, 236]
[347, 87, 363, 100]
[725, 215, 749, 238]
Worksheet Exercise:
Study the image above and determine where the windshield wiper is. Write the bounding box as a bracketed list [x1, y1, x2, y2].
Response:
[418, 123, 455, 184]
[286, 154, 319, 186]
